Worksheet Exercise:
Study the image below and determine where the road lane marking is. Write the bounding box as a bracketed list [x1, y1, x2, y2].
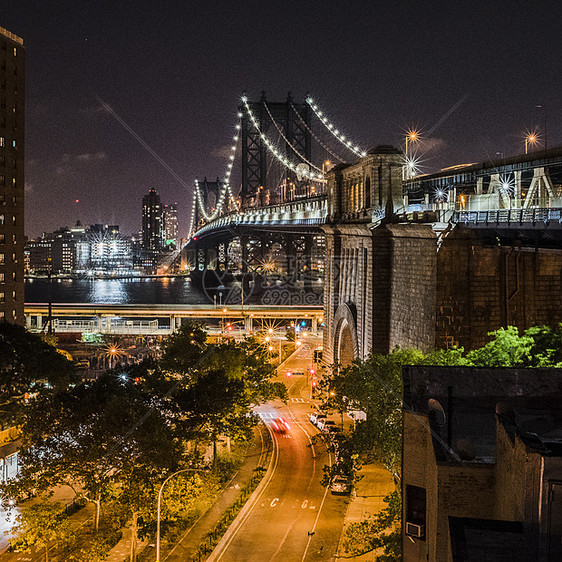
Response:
[300, 438, 333, 561]
[270, 518, 298, 561]
[165, 424, 268, 561]
[301, 500, 308, 509]
[211, 422, 280, 561]
[270, 498, 279, 507]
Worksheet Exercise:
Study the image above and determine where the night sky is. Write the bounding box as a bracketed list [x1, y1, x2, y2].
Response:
[4, 1, 562, 238]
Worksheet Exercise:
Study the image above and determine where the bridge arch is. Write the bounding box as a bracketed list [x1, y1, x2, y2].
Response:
[333, 303, 359, 367]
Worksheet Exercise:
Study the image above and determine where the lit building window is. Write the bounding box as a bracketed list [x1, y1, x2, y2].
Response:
[0, 293, 4, 303]
[0, 254, 4, 265]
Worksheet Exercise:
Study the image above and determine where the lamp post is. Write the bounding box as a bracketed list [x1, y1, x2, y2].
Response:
[109, 347, 117, 370]
[403, 130, 420, 180]
[156, 468, 206, 562]
[405, 130, 419, 158]
[525, 133, 537, 154]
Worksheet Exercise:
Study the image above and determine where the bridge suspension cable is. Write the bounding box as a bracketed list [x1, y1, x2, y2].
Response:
[188, 112, 242, 235]
[262, 101, 323, 173]
[242, 96, 324, 182]
[187, 190, 197, 237]
[223, 114, 242, 211]
[306, 95, 367, 159]
[289, 101, 346, 164]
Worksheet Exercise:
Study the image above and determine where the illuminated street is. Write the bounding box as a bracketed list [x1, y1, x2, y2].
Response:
[209, 343, 348, 561]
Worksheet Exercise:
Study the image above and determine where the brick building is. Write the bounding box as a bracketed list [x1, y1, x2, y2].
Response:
[402, 366, 562, 561]
[0, 27, 24, 324]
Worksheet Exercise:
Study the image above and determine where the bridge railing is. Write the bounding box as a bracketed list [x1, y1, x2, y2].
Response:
[454, 207, 562, 226]
[193, 195, 328, 236]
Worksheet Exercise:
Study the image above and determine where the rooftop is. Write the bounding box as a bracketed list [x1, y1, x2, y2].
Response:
[0, 26, 23, 46]
[449, 517, 530, 561]
[403, 366, 562, 463]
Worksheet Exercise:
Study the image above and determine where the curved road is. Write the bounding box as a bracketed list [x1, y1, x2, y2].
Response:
[209, 344, 348, 562]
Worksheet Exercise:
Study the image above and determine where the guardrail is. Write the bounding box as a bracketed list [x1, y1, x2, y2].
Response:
[454, 207, 562, 226]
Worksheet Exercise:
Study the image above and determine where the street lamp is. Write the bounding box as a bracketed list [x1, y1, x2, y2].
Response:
[109, 347, 117, 370]
[525, 133, 538, 154]
[403, 130, 420, 180]
[405, 130, 420, 158]
[156, 468, 207, 561]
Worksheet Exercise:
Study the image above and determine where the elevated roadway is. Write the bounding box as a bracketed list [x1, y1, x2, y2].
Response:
[24, 303, 324, 337]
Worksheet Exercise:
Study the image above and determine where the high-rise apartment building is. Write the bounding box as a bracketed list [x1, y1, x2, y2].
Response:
[163, 203, 178, 247]
[142, 188, 165, 251]
[0, 27, 24, 324]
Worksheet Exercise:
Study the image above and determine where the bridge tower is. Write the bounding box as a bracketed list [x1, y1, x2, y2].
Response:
[323, 144, 438, 367]
[240, 92, 311, 208]
[193, 177, 225, 228]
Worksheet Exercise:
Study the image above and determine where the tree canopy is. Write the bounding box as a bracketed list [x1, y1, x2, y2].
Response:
[0, 323, 77, 427]
[1, 320, 284, 559]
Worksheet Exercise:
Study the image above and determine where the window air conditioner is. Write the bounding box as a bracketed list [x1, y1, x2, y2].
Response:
[405, 522, 425, 538]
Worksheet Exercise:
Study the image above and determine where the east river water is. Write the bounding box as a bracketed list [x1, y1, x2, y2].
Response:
[25, 277, 210, 305]
[24, 277, 324, 306]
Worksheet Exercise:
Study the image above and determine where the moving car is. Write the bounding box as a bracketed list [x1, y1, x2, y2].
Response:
[330, 475, 352, 495]
[271, 417, 290, 433]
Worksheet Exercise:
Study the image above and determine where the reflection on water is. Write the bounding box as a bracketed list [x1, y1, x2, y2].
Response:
[25, 277, 209, 305]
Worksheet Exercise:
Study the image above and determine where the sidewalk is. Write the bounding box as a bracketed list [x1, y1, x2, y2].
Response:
[335, 461, 395, 560]
[107, 425, 268, 562]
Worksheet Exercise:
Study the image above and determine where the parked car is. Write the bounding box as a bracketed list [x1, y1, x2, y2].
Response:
[320, 419, 337, 432]
[330, 475, 352, 495]
[326, 425, 341, 435]
[310, 412, 327, 426]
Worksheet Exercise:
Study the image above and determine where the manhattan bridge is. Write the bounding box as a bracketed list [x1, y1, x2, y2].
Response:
[183, 91, 562, 308]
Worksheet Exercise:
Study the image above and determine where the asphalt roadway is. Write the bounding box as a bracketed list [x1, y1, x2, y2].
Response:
[208, 342, 348, 562]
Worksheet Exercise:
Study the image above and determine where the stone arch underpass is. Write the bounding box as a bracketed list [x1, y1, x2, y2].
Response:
[332, 303, 359, 368]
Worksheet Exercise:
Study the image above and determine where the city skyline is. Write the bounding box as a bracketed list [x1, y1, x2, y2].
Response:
[4, 2, 562, 238]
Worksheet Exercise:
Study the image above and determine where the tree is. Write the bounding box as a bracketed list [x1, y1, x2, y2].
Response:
[175, 369, 255, 465]
[326, 348, 424, 478]
[9, 501, 73, 562]
[160, 322, 207, 375]
[524, 323, 562, 366]
[2, 373, 183, 534]
[343, 490, 401, 560]
[199, 339, 286, 404]
[466, 326, 533, 367]
[0, 323, 76, 428]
